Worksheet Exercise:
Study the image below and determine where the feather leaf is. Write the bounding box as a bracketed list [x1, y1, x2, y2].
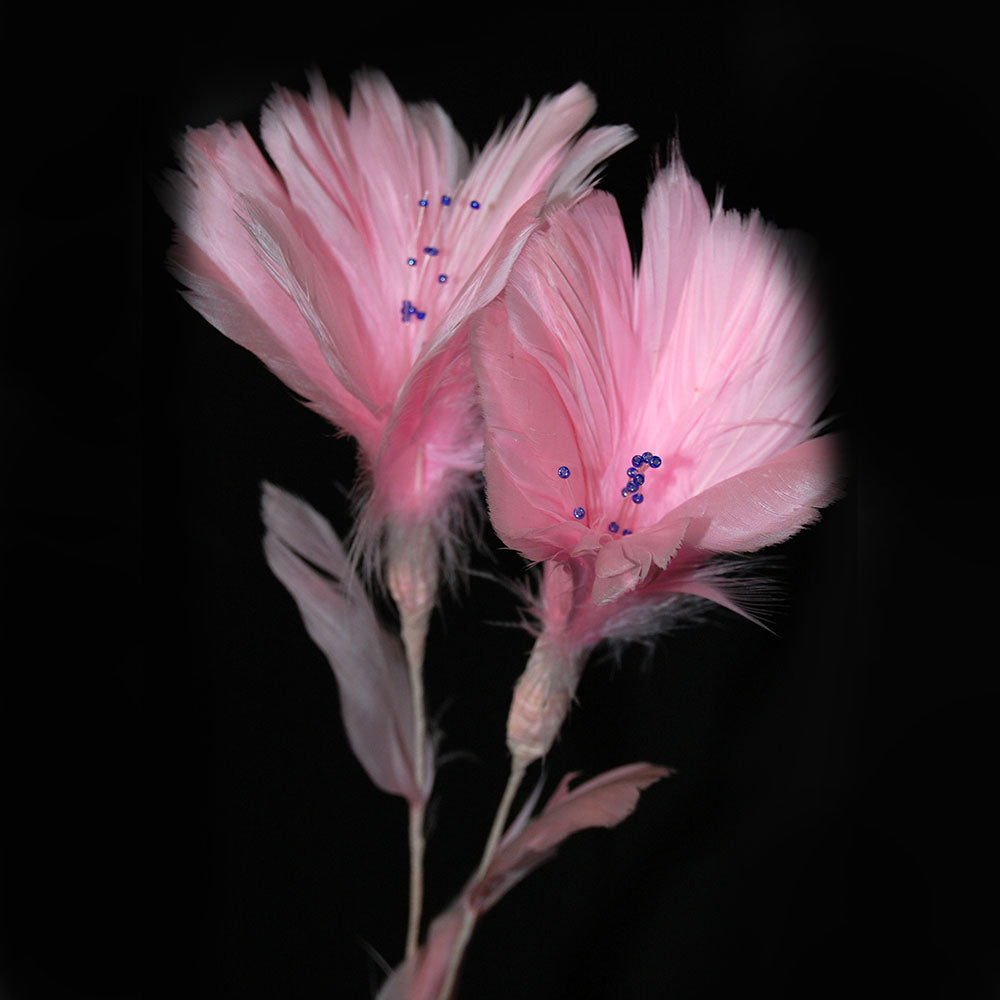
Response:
[260, 483, 429, 804]
[376, 762, 669, 999]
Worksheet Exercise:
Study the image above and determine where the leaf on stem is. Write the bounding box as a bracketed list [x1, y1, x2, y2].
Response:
[377, 762, 671, 998]
[261, 482, 430, 804]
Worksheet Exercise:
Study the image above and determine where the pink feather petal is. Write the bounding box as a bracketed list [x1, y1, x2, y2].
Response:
[260, 483, 429, 805]
[592, 520, 690, 605]
[663, 434, 844, 553]
[164, 124, 375, 437]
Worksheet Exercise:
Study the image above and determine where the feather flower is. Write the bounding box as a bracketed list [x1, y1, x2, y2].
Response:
[471, 153, 842, 762]
[163, 70, 634, 597]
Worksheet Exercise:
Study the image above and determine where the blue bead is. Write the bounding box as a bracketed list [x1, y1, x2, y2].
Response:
[648, 455, 662, 468]
[632, 493, 644, 504]
[623, 481, 638, 494]
[438, 274, 448, 283]
[622, 529, 633, 536]
[631, 454, 645, 467]
[557, 466, 571, 479]
[441, 195, 451, 205]
[407, 257, 417, 266]
[621, 487, 630, 497]
[416, 311, 426, 320]
[573, 507, 586, 520]
[423, 246, 439, 256]
[632, 473, 645, 486]
[642, 452, 654, 463]
[626, 467, 639, 478]
[608, 521, 619, 533]
[419, 198, 428, 207]
[470, 200, 481, 209]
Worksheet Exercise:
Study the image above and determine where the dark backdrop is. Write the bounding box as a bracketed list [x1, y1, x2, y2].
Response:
[2, 7, 995, 999]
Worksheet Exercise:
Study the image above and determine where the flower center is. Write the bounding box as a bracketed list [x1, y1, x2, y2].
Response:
[399, 190, 483, 326]
[556, 450, 663, 538]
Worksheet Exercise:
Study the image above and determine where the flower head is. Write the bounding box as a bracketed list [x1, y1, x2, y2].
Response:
[163, 70, 634, 588]
[471, 153, 841, 757]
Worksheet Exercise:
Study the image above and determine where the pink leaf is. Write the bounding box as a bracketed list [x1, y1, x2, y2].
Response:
[260, 483, 429, 804]
[471, 762, 672, 912]
[377, 762, 669, 999]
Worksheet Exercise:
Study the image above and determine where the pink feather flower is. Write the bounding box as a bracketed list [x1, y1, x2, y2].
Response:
[162, 70, 634, 588]
[471, 154, 843, 762]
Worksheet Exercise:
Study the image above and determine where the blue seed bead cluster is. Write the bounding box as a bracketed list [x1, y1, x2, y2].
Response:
[400, 300, 426, 322]
[620, 451, 661, 505]
[401, 193, 483, 323]
[559, 452, 662, 528]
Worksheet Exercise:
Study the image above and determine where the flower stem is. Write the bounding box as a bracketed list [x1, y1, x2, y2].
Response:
[387, 521, 438, 960]
[400, 611, 429, 959]
[436, 753, 529, 1000]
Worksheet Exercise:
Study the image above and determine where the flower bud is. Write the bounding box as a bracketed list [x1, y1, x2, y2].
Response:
[506, 634, 584, 765]
[386, 520, 439, 671]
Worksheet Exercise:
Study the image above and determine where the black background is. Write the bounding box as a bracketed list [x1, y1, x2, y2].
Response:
[2, 6, 996, 999]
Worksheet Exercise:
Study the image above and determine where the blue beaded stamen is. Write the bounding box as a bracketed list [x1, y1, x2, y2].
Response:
[622, 529, 633, 536]
[419, 198, 428, 207]
[424, 246, 439, 256]
[401, 301, 425, 322]
[573, 507, 586, 520]
[608, 522, 620, 533]
[407, 257, 417, 266]
[470, 200, 481, 209]
[611, 449, 661, 526]
[441, 195, 451, 205]
[438, 274, 448, 283]
[557, 466, 571, 479]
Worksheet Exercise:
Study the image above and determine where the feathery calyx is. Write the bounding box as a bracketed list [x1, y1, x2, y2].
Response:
[163, 69, 635, 587]
[471, 153, 842, 759]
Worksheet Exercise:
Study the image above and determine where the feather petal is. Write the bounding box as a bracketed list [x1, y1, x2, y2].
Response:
[663, 434, 843, 553]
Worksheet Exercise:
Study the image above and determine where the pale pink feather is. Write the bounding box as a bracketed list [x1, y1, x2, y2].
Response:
[260, 483, 430, 805]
